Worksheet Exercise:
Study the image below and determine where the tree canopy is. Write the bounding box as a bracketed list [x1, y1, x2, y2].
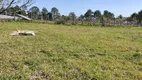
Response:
[0, 0, 34, 13]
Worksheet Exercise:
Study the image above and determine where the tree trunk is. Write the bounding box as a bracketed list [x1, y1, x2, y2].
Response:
[14, 12, 16, 21]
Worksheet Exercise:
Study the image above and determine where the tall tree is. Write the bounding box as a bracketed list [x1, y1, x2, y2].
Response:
[108, 12, 115, 25]
[6, 7, 14, 15]
[13, 5, 21, 13]
[68, 12, 77, 25]
[137, 10, 142, 26]
[41, 7, 48, 20]
[51, 7, 59, 20]
[78, 14, 84, 25]
[117, 15, 123, 26]
[130, 13, 138, 26]
[13, 5, 26, 16]
[56, 13, 61, 20]
[101, 11, 114, 26]
[94, 10, 101, 23]
[47, 12, 53, 21]
[5, 5, 26, 16]
[29, 6, 40, 20]
[84, 9, 93, 25]
[131, 13, 137, 20]
[103, 10, 110, 25]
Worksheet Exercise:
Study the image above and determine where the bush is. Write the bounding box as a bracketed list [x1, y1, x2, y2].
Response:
[55, 20, 66, 25]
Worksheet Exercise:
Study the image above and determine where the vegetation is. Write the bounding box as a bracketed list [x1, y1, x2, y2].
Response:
[1, 0, 142, 26]
[0, 0, 33, 14]
[0, 22, 142, 80]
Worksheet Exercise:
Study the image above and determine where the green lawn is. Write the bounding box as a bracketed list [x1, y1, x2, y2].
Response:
[0, 22, 142, 80]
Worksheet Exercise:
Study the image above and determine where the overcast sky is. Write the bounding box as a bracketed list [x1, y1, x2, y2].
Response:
[31, 0, 142, 17]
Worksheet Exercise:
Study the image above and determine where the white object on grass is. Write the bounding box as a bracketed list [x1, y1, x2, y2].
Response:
[10, 30, 35, 36]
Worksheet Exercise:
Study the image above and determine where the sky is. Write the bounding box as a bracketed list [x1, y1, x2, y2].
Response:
[31, 0, 142, 17]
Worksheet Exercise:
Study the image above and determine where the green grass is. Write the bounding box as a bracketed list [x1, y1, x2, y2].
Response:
[0, 22, 142, 80]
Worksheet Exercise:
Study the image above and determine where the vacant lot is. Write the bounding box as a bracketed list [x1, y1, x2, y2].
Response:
[0, 22, 142, 80]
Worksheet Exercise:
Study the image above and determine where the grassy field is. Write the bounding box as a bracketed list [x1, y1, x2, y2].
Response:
[0, 22, 142, 80]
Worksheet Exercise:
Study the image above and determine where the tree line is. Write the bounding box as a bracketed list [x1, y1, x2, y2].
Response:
[1, 0, 142, 27]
